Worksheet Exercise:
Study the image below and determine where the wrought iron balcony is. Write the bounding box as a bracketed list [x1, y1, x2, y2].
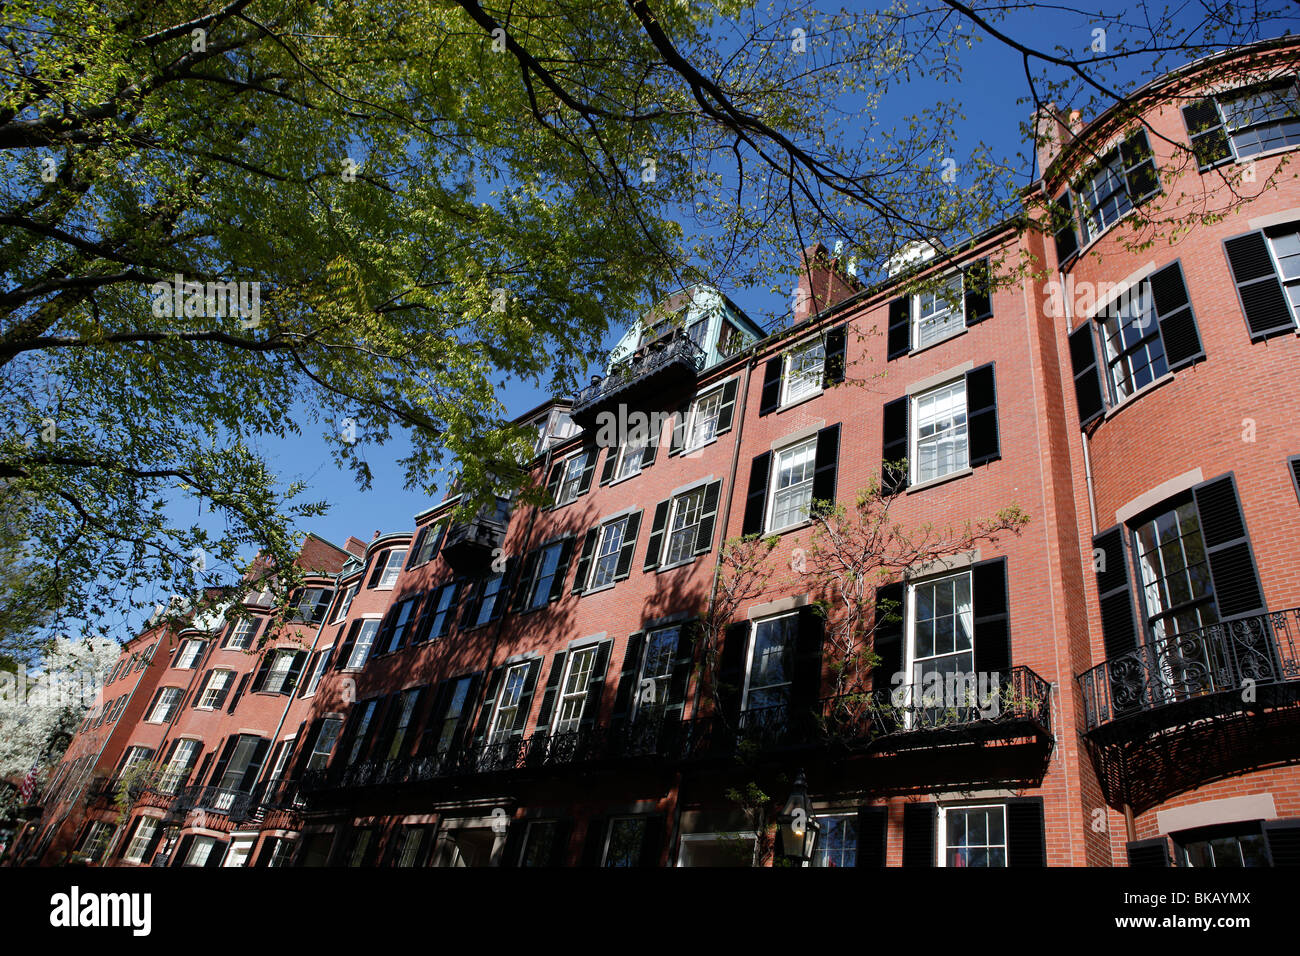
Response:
[440, 499, 510, 575]
[151, 783, 256, 824]
[570, 330, 706, 428]
[1077, 608, 1300, 734]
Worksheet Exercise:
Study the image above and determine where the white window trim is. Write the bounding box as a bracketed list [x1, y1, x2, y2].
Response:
[146, 687, 183, 723]
[632, 627, 679, 721]
[909, 378, 969, 488]
[661, 487, 706, 570]
[344, 616, 384, 671]
[765, 436, 818, 534]
[122, 817, 160, 864]
[903, 569, 975, 728]
[375, 549, 408, 590]
[197, 669, 236, 709]
[936, 803, 1008, 868]
[780, 336, 827, 408]
[332, 583, 359, 623]
[586, 517, 628, 592]
[488, 661, 532, 742]
[302, 646, 333, 697]
[224, 618, 258, 651]
[554, 452, 588, 506]
[1262, 226, 1300, 330]
[175, 639, 204, 670]
[1216, 81, 1300, 163]
[675, 831, 759, 867]
[551, 646, 598, 734]
[740, 612, 798, 713]
[683, 386, 725, 453]
[911, 273, 966, 352]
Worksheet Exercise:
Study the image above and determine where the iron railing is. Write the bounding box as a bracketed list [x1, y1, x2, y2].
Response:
[153, 783, 258, 823]
[297, 666, 1052, 795]
[1077, 608, 1300, 732]
[572, 332, 705, 415]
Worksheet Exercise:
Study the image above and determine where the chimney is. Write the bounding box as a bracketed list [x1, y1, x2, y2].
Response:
[794, 243, 863, 322]
[1033, 102, 1076, 174]
[343, 535, 369, 558]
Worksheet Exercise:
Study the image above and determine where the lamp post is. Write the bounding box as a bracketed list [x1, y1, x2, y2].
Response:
[777, 769, 821, 865]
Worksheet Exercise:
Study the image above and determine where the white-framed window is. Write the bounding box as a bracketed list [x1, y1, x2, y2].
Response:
[333, 583, 359, 623]
[686, 388, 725, 450]
[614, 434, 648, 482]
[810, 814, 859, 868]
[1218, 81, 1300, 159]
[911, 380, 968, 485]
[197, 669, 236, 709]
[435, 677, 473, 752]
[603, 816, 649, 867]
[263, 737, 295, 793]
[1264, 224, 1300, 325]
[782, 337, 826, 405]
[912, 273, 964, 350]
[344, 619, 381, 670]
[518, 820, 560, 867]
[522, 541, 566, 610]
[472, 572, 506, 627]
[767, 437, 817, 532]
[588, 517, 629, 591]
[906, 571, 974, 717]
[742, 613, 797, 712]
[175, 639, 205, 670]
[1132, 498, 1218, 643]
[676, 831, 758, 867]
[553, 646, 598, 734]
[224, 618, 258, 651]
[634, 627, 679, 720]
[664, 486, 707, 567]
[267, 837, 297, 867]
[424, 582, 459, 637]
[375, 549, 407, 589]
[938, 804, 1007, 867]
[1079, 149, 1135, 241]
[223, 836, 254, 867]
[301, 646, 331, 697]
[157, 739, 201, 793]
[122, 817, 159, 864]
[306, 717, 343, 771]
[183, 835, 222, 867]
[291, 587, 332, 623]
[383, 688, 422, 761]
[395, 826, 430, 867]
[78, 821, 117, 863]
[345, 701, 379, 766]
[109, 695, 128, 723]
[554, 453, 587, 506]
[146, 687, 183, 723]
[379, 598, 419, 655]
[260, 649, 300, 695]
[1097, 282, 1168, 402]
[116, 745, 153, 782]
[488, 662, 531, 742]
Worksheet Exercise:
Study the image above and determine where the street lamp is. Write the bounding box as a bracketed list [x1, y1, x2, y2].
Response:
[777, 770, 821, 864]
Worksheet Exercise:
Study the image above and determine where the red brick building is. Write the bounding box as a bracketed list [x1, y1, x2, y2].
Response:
[19, 38, 1300, 868]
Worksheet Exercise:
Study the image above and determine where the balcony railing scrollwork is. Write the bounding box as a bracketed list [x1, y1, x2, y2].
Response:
[571, 331, 706, 425]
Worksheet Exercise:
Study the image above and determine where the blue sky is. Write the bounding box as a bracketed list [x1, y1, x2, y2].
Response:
[241, 3, 1300, 558]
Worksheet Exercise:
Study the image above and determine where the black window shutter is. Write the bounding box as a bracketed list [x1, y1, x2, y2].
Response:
[1094, 525, 1140, 659]
[192, 670, 212, 708]
[534, 651, 568, 734]
[1262, 819, 1300, 866]
[881, 396, 909, 494]
[610, 633, 645, 729]
[510, 659, 542, 736]
[598, 447, 618, 486]
[1006, 797, 1046, 866]
[855, 806, 887, 867]
[693, 482, 722, 554]
[407, 526, 428, 566]
[668, 404, 688, 456]
[310, 588, 333, 623]
[572, 527, 599, 594]
[417, 681, 453, 755]
[1148, 261, 1204, 370]
[965, 364, 1000, 467]
[1225, 231, 1295, 340]
[578, 640, 613, 732]
[284, 650, 308, 693]
[511, 551, 540, 612]
[639, 815, 666, 867]
[963, 258, 994, 325]
[873, 583, 905, 694]
[1192, 473, 1266, 619]
[887, 296, 910, 360]
[718, 622, 748, 722]
[545, 460, 564, 504]
[1068, 322, 1106, 426]
[211, 672, 235, 710]
[208, 736, 239, 790]
[811, 424, 840, 510]
[547, 537, 575, 603]
[643, 500, 671, 570]
[972, 557, 1011, 674]
[576, 444, 598, 496]
[902, 802, 936, 867]
[581, 817, 608, 867]
[238, 738, 270, 791]
[715, 379, 740, 435]
[548, 820, 573, 867]
[374, 607, 397, 654]
[471, 667, 505, 745]
[1120, 128, 1160, 203]
[499, 818, 525, 868]
[204, 840, 229, 868]
[1126, 837, 1170, 867]
[366, 551, 388, 588]
[823, 324, 847, 385]
[249, 655, 274, 693]
[1181, 99, 1231, 168]
[665, 626, 696, 721]
[615, 510, 642, 579]
[640, 436, 658, 469]
[336, 620, 360, 670]
[1289, 455, 1300, 507]
[742, 452, 772, 535]
[441, 581, 467, 636]
[791, 606, 824, 721]
[758, 357, 782, 415]
[172, 835, 194, 868]
[1052, 191, 1080, 264]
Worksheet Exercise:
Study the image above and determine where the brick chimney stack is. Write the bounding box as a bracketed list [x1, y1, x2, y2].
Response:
[794, 242, 863, 323]
[1034, 102, 1077, 174]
